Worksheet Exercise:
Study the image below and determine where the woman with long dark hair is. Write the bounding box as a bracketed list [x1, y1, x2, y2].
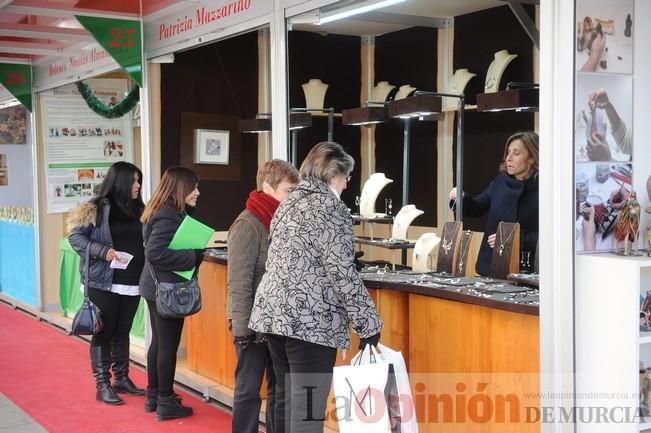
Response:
[68, 161, 146, 405]
[139, 166, 202, 421]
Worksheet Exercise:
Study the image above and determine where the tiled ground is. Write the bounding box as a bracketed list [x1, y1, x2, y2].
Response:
[0, 392, 47, 433]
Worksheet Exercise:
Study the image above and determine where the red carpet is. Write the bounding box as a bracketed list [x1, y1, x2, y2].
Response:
[0, 303, 233, 433]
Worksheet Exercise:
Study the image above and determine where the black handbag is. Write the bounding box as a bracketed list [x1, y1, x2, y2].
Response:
[71, 247, 103, 335]
[149, 262, 202, 319]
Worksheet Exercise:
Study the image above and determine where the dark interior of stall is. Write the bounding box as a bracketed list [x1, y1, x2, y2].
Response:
[452, 5, 536, 231]
[373, 26, 438, 227]
[288, 30, 362, 208]
[161, 31, 259, 230]
[288, 4, 537, 230]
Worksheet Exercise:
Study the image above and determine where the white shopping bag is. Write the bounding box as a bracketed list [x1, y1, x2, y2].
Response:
[333, 345, 396, 433]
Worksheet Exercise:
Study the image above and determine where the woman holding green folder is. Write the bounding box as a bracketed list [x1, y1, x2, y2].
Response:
[139, 166, 203, 421]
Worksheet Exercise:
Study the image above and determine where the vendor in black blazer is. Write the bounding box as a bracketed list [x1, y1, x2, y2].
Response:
[450, 131, 539, 276]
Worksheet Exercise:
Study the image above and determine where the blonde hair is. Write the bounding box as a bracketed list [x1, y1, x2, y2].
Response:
[499, 131, 539, 176]
[141, 167, 199, 223]
[299, 141, 354, 182]
[256, 159, 298, 191]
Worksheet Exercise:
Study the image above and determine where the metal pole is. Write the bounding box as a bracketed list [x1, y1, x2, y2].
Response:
[291, 129, 298, 167]
[327, 108, 334, 142]
[456, 95, 465, 222]
[402, 118, 411, 206]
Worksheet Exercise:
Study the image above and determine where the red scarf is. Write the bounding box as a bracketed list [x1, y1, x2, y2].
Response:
[245, 190, 280, 231]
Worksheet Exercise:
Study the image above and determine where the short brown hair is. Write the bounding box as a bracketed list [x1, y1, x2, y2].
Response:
[299, 141, 354, 183]
[499, 131, 539, 175]
[256, 159, 298, 191]
[141, 166, 199, 223]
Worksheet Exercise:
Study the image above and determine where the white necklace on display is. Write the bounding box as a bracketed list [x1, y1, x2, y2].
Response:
[457, 231, 472, 274]
[441, 223, 460, 256]
[498, 223, 517, 256]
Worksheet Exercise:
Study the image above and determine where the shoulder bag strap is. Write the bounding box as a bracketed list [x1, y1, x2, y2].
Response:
[148, 261, 160, 295]
[142, 232, 161, 297]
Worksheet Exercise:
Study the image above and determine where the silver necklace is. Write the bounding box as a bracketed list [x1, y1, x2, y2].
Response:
[457, 231, 472, 274]
[498, 223, 517, 256]
[441, 223, 460, 255]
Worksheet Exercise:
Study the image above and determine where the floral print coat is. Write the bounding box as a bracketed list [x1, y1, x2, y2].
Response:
[249, 177, 382, 349]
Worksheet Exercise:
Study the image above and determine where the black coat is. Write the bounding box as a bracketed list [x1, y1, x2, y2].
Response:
[461, 172, 539, 276]
[139, 205, 199, 301]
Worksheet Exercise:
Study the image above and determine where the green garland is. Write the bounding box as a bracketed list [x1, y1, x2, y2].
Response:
[75, 81, 140, 119]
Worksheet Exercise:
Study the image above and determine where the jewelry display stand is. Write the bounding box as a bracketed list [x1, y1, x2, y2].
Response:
[490, 221, 520, 279]
[392, 205, 424, 240]
[394, 84, 417, 100]
[444, 68, 476, 110]
[484, 49, 518, 93]
[436, 221, 462, 274]
[372, 81, 396, 104]
[302, 78, 329, 109]
[454, 230, 474, 276]
[359, 173, 393, 217]
[412, 233, 441, 273]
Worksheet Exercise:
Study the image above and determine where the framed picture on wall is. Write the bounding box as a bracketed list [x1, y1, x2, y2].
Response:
[194, 129, 230, 165]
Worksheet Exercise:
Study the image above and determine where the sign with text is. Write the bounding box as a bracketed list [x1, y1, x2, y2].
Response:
[41, 79, 134, 214]
[144, 0, 271, 57]
[33, 44, 118, 91]
[75, 16, 142, 86]
[0, 64, 32, 111]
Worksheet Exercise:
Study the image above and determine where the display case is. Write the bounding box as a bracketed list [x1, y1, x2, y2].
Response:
[576, 254, 651, 433]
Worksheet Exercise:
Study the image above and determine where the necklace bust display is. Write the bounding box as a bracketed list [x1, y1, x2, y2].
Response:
[302, 78, 329, 109]
[412, 233, 441, 273]
[455, 230, 473, 276]
[441, 222, 460, 256]
[445, 68, 476, 109]
[490, 221, 520, 279]
[484, 50, 518, 93]
[436, 221, 462, 274]
[498, 222, 518, 256]
[391, 205, 424, 240]
[372, 81, 396, 103]
[359, 173, 393, 217]
[394, 84, 417, 100]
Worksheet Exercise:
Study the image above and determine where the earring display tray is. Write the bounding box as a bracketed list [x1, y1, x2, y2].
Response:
[472, 283, 532, 294]
[507, 272, 540, 288]
[352, 214, 394, 223]
[354, 236, 416, 249]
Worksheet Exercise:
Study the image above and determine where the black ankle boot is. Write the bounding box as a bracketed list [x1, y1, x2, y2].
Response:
[90, 345, 124, 405]
[144, 387, 158, 412]
[111, 338, 145, 395]
[156, 393, 193, 421]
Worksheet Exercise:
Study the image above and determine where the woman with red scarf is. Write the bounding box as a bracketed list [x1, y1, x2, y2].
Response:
[227, 159, 298, 433]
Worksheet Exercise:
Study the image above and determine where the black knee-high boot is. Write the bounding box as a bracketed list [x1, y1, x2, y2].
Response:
[90, 344, 123, 405]
[111, 337, 145, 395]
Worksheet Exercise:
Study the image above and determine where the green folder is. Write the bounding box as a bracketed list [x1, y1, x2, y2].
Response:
[169, 215, 215, 280]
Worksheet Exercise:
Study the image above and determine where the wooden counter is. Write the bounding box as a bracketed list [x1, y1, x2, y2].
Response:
[187, 259, 539, 433]
[186, 259, 236, 389]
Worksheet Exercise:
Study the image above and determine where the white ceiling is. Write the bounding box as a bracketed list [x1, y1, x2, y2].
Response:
[381, 0, 504, 18]
[292, 0, 506, 36]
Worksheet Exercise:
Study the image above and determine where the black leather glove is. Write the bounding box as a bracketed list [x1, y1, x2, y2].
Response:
[234, 334, 256, 350]
[354, 251, 365, 272]
[194, 249, 205, 266]
[358, 332, 380, 350]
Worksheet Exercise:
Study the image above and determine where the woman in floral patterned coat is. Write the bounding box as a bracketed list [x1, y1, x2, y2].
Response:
[249, 141, 383, 433]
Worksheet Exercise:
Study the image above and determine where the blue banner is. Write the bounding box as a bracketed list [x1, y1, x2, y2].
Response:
[0, 221, 36, 306]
